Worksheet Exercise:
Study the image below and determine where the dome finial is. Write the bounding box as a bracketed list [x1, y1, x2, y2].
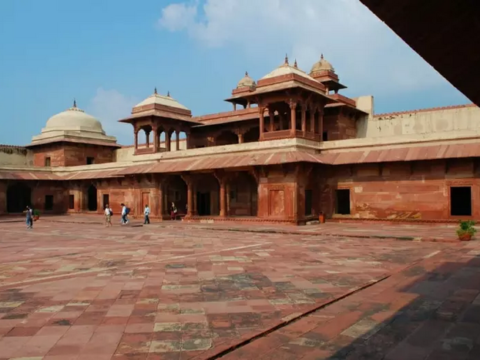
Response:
[154, 87, 158, 95]
[321, 54, 324, 60]
[73, 99, 77, 108]
[245, 71, 249, 76]
[294, 59, 298, 68]
[285, 54, 289, 65]
[167, 91, 171, 97]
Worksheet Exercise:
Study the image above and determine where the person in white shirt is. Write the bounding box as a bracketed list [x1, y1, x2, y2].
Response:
[144, 205, 150, 225]
[121, 203, 129, 225]
[104, 204, 112, 227]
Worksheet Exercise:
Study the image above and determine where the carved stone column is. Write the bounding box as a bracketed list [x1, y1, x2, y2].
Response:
[214, 172, 228, 218]
[134, 130, 139, 150]
[309, 107, 315, 134]
[181, 175, 196, 217]
[176, 130, 180, 151]
[289, 100, 297, 136]
[153, 126, 159, 152]
[166, 131, 171, 151]
[318, 107, 324, 139]
[259, 107, 265, 140]
[145, 130, 151, 148]
[301, 104, 307, 135]
[268, 108, 275, 132]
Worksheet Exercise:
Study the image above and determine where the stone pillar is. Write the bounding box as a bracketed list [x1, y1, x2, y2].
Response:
[247, 100, 251, 109]
[134, 130, 139, 150]
[145, 130, 150, 148]
[166, 132, 171, 151]
[268, 108, 275, 132]
[238, 133, 244, 144]
[233, 103, 237, 111]
[318, 108, 324, 139]
[279, 113, 284, 130]
[301, 105, 306, 135]
[310, 108, 315, 134]
[182, 175, 196, 217]
[259, 107, 265, 140]
[290, 101, 297, 136]
[176, 130, 180, 151]
[153, 127, 159, 152]
[215, 172, 227, 218]
[219, 181, 226, 217]
[185, 131, 190, 149]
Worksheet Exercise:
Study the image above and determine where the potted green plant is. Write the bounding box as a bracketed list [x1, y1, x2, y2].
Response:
[33, 209, 40, 221]
[319, 212, 325, 224]
[457, 220, 476, 241]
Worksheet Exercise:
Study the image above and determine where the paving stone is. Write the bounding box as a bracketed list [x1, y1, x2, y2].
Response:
[0, 218, 470, 359]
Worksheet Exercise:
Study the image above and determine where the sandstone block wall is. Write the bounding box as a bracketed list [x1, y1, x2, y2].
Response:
[322, 159, 479, 221]
[33, 144, 115, 167]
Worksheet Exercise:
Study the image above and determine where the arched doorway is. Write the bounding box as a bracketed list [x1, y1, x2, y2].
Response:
[87, 185, 98, 211]
[7, 183, 31, 213]
[196, 174, 220, 216]
[165, 175, 188, 217]
[228, 172, 258, 216]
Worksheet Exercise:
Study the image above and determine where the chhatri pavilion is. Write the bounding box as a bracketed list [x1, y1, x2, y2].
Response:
[1, 55, 479, 224]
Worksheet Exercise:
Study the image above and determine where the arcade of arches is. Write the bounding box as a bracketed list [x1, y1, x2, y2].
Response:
[0, 164, 317, 224]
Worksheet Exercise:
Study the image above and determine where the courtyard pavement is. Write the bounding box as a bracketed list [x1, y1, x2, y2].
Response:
[0, 219, 477, 359]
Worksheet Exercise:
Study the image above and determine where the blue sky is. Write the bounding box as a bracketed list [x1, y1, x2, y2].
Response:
[0, 0, 469, 146]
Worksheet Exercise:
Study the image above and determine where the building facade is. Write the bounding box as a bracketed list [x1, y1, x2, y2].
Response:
[1, 55, 479, 224]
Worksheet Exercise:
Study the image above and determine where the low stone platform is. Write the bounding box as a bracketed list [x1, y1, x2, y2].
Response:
[0, 219, 476, 359]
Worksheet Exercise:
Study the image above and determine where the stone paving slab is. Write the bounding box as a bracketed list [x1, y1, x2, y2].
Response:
[13, 214, 463, 242]
[219, 241, 480, 360]
[0, 220, 456, 359]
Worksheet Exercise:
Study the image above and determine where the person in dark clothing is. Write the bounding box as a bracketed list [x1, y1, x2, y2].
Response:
[25, 206, 33, 229]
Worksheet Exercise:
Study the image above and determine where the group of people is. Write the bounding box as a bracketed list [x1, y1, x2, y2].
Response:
[23, 202, 184, 229]
[102, 202, 181, 227]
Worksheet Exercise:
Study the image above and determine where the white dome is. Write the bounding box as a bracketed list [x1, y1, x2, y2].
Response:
[44, 102, 105, 134]
[30, 101, 117, 146]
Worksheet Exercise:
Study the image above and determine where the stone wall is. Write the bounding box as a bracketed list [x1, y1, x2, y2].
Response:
[363, 104, 479, 139]
[257, 165, 298, 222]
[322, 159, 480, 221]
[33, 143, 115, 167]
[0, 181, 68, 215]
[0, 146, 32, 166]
[324, 108, 357, 141]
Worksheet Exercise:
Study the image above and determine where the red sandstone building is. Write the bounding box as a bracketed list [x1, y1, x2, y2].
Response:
[1, 55, 479, 224]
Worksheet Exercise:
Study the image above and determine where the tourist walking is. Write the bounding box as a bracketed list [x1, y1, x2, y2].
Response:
[25, 206, 33, 229]
[121, 203, 129, 225]
[170, 202, 177, 220]
[104, 204, 113, 227]
[144, 204, 150, 224]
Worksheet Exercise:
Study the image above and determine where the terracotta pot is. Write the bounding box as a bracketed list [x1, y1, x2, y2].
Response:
[33, 216, 39, 221]
[319, 214, 325, 224]
[458, 233, 472, 241]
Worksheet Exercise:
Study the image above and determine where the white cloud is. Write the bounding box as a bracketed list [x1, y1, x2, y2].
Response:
[87, 88, 138, 145]
[158, 0, 447, 95]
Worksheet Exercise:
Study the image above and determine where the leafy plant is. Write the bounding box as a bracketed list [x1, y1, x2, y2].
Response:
[457, 220, 477, 237]
[33, 209, 40, 217]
